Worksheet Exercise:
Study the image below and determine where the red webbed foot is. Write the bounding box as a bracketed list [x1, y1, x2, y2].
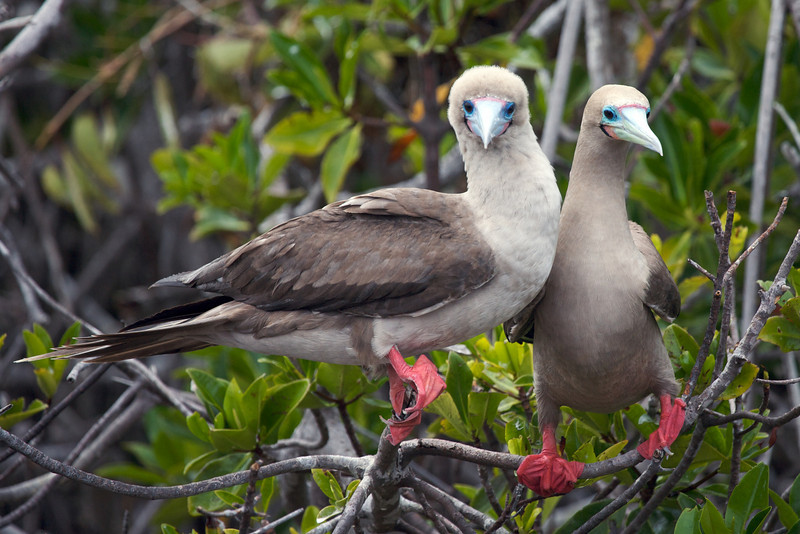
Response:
[517, 426, 584, 497]
[636, 395, 686, 459]
[384, 346, 446, 445]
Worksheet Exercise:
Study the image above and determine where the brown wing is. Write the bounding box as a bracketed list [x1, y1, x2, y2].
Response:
[629, 221, 681, 322]
[155, 189, 496, 317]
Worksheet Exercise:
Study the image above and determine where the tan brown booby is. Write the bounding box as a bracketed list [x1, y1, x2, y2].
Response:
[507, 84, 685, 496]
[23, 66, 562, 444]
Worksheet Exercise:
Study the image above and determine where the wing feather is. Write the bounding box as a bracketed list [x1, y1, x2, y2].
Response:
[154, 189, 496, 317]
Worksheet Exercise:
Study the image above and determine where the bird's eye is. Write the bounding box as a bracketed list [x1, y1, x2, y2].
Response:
[463, 100, 475, 116]
[503, 102, 516, 120]
[646, 107, 651, 118]
[602, 107, 616, 121]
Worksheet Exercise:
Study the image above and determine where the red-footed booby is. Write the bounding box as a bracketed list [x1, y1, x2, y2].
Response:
[505, 84, 685, 496]
[22, 66, 561, 445]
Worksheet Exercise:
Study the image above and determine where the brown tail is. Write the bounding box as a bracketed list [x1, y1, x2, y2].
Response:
[18, 297, 232, 363]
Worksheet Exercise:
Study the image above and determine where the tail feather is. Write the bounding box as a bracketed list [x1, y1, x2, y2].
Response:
[17, 297, 229, 364]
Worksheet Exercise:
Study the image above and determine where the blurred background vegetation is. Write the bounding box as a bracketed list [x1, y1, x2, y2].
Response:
[1, 0, 800, 532]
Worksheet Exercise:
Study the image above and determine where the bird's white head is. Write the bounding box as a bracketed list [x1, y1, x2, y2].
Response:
[448, 66, 531, 150]
[586, 85, 663, 156]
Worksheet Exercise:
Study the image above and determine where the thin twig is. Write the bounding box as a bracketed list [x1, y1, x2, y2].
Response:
[0, 363, 111, 467]
[650, 35, 696, 122]
[687, 258, 715, 282]
[238, 460, 263, 534]
[540, 0, 583, 160]
[336, 400, 364, 456]
[741, 0, 787, 333]
[0, 0, 65, 79]
[576, 451, 664, 534]
[636, 0, 700, 89]
[332, 476, 372, 534]
[0, 427, 368, 500]
[703, 404, 800, 430]
[621, 422, 707, 533]
[249, 508, 304, 534]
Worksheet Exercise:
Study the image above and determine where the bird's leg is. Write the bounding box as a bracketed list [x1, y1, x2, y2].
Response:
[384, 346, 446, 445]
[516, 424, 584, 497]
[636, 394, 686, 459]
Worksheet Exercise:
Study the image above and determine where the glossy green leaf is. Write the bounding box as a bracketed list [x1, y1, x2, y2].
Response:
[185, 412, 211, 443]
[674, 507, 702, 534]
[321, 123, 363, 202]
[720, 361, 760, 400]
[701, 499, 731, 534]
[769, 488, 799, 529]
[745, 508, 771, 534]
[260, 379, 311, 443]
[789, 472, 800, 515]
[265, 109, 352, 157]
[269, 31, 340, 106]
[186, 368, 228, 414]
[553, 499, 613, 533]
[446, 352, 473, 426]
[0, 398, 48, 428]
[726, 463, 769, 533]
[312, 469, 343, 501]
[317, 362, 366, 401]
[759, 316, 800, 352]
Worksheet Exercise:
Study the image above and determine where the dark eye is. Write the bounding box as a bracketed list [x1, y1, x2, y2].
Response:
[463, 100, 475, 116]
[603, 107, 615, 120]
[646, 108, 651, 118]
[503, 102, 515, 120]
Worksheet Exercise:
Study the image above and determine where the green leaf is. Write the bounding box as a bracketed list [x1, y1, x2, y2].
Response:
[664, 324, 700, 359]
[769, 489, 799, 529]
[726, 463, 769, 533]
[720, 361, 759, 400]
[301, 506, 320, 531]
[321, 124, 363, 203]
[59, 322, 82, 347]
[553, 499, 613, 533]
[701, 499, 732, 534]
[161, 524, 181, 534]
[782, 298, 800, 327]
[186, 412, 211, 443]
[0, 398, 48, 428]
[789, 472, 800, 515]
[674, 506, 702, 534]
[265, 109, 352, 157]
[338, 33, 362, 109]
[745, 508, 771, 534]
[317, 363, 366, 401]
[759, 317, 800, 352]
[186, 369, 228, 414]
[468, 392, 504, 439]
[446, 352, 473, 426]
[312, 469, 343, 501]
[260, 379, 311, 443]
[269, 31, 340, 106]
[427, 393, 472, 441]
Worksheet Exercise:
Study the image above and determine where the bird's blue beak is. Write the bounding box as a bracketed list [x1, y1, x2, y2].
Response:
[610, 106, 663, 156]
[466, 98, 514, 149]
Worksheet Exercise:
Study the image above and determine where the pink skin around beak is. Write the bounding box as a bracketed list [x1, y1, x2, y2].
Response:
[384, 346, 447, 445]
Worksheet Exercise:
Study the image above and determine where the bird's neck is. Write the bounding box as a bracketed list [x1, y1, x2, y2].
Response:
[462, 127, 558, 219]
[563, 132, 631, 233]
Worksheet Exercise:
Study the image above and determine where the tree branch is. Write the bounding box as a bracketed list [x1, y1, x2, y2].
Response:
[0, 426, 368, 500]
[0, 0, 65, 80]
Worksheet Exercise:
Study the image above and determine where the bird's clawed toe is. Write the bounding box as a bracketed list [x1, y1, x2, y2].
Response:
[517, 452, 584, 497]
[636, 395, 686, 459]
[385, 347, 446, 445]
